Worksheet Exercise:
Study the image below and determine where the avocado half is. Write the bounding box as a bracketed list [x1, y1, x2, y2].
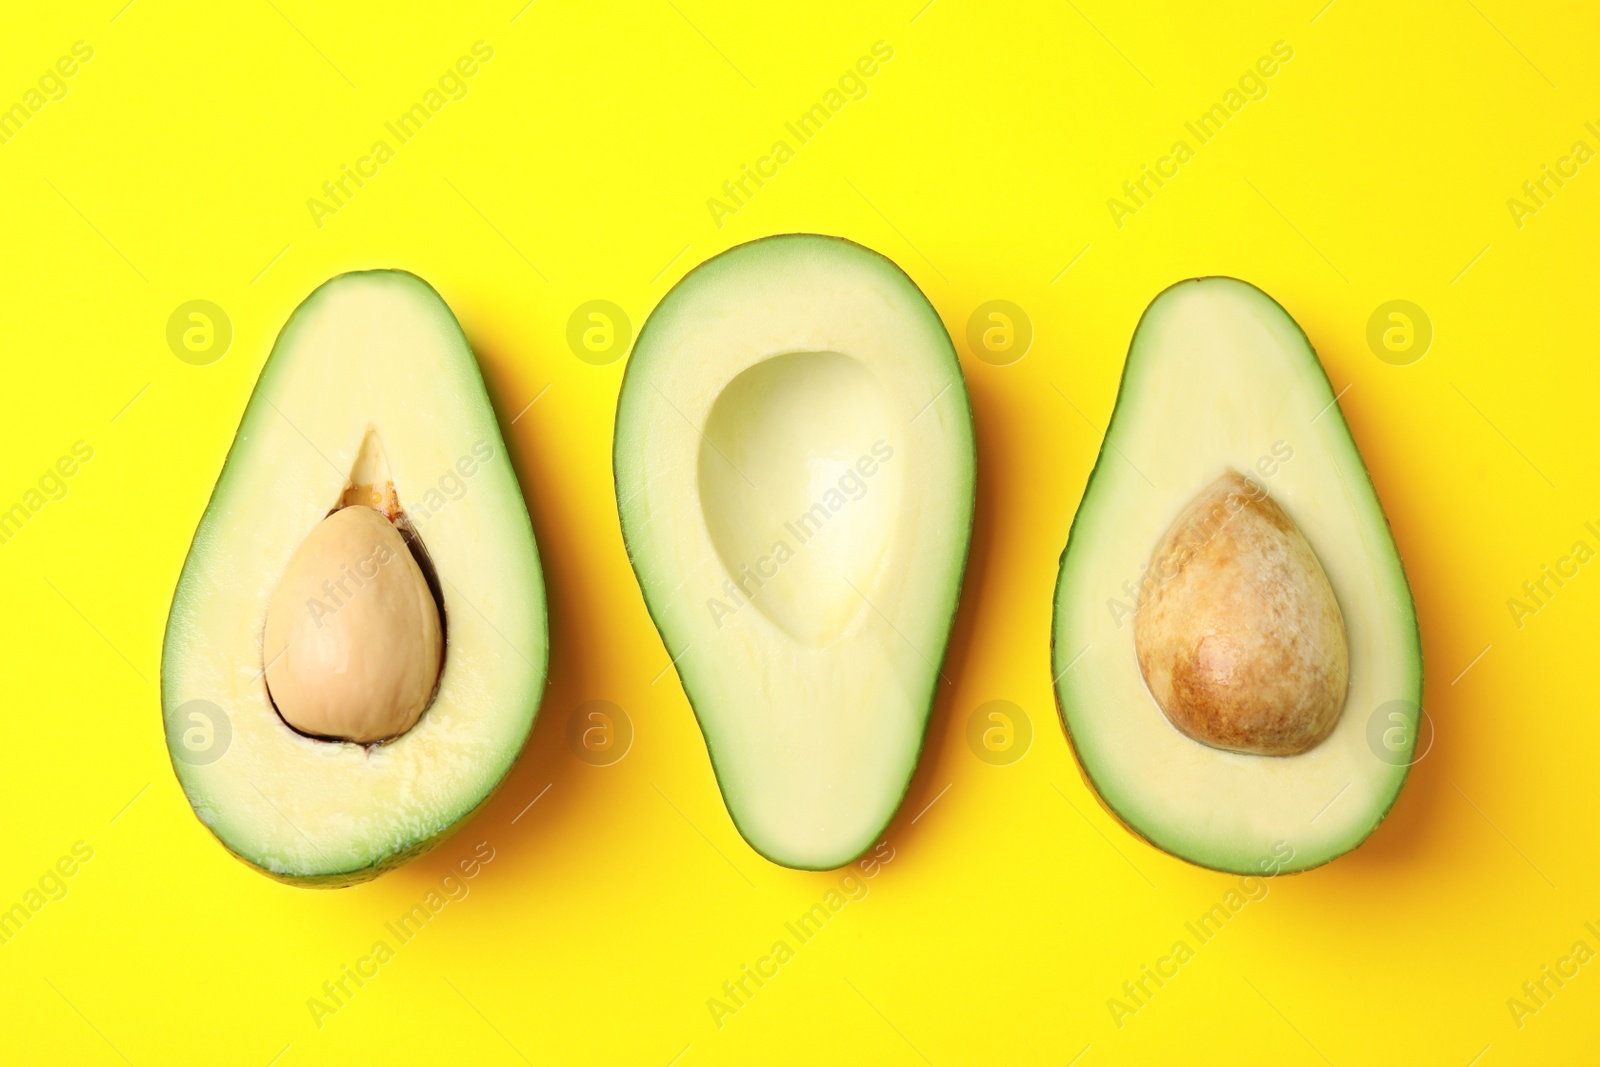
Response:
[161, 271, 548, 886]
[614, 234, 975, 870]
[1052, 277, 1422, 875]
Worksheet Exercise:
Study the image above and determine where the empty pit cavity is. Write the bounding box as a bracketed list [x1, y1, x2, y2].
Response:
[697, 351, 902, 646]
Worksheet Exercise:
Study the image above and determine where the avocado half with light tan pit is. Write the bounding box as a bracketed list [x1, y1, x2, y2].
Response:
[615, 234, 975, 870]
[1053, 277, 1421, 875]
[161, 270, 548, 886]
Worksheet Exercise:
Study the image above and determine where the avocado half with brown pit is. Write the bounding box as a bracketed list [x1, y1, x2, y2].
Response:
[1052, 278, 1421, 875]
[161, 271, 548, 886]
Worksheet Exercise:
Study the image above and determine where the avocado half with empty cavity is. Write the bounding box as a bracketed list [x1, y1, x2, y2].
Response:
[615, 234, 975, 870]
[161, 270, 548, 886]
[1052, 277, 1421, 875]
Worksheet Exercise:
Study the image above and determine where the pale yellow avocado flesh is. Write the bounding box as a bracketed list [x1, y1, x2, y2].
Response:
[615, 235, 975, 870]
[1053, 278, 1421, 875]
[162, 271, 547, 885]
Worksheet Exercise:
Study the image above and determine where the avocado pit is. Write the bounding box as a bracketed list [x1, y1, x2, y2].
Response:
[263, 502, 443, 744]
[1134, 470, 1348, 756]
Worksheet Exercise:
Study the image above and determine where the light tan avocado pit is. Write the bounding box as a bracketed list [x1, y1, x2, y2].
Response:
[1134, 469, 1348, 757]
[263, 498, 444, 745]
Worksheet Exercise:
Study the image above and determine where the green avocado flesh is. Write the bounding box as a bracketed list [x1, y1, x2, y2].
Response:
[1052, 278, 1421, 875]
[615, 234, 975, 870]
[161, 271, 548, 886]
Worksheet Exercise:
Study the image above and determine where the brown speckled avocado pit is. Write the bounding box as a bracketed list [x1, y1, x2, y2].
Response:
[1135, 470, 1349, 756]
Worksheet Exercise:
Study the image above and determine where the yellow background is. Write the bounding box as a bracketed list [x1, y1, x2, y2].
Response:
[2, 1, 1596, 1063]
